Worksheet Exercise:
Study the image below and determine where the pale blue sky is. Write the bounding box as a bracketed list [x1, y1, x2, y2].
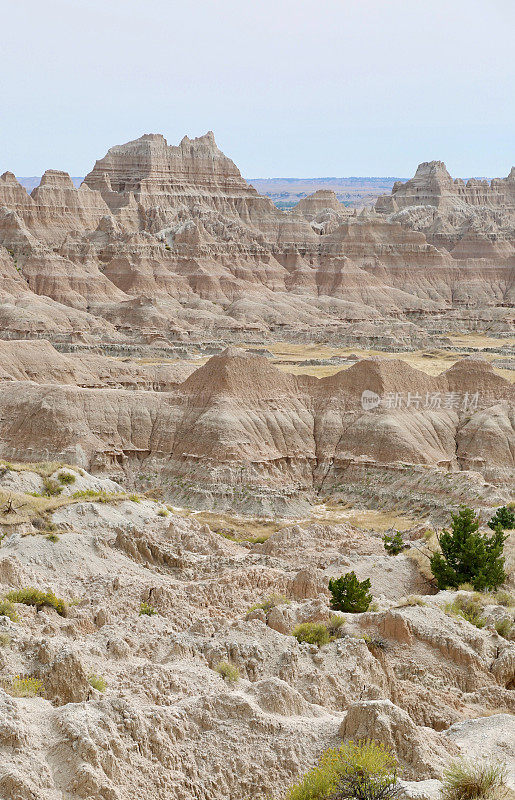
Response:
[2, 0, 514, 178]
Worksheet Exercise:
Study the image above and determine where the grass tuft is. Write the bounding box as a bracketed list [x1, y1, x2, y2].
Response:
[214, 660, 239, 683]
[139, 601, 157, 617]
[88, 674, 106, 692]
[441, 758, 507, 800]
[445, 594, 487, 629]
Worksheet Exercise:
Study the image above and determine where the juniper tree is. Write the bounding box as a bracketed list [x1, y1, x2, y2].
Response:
[430, 506, 506, 591]
[329, 572, 372, 613]
[488, 506, 515, 532]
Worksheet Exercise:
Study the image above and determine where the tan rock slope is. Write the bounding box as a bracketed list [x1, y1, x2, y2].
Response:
[0, 345, 512, 515]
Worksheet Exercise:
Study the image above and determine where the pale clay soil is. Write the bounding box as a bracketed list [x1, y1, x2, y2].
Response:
[0, 465, 513, 800]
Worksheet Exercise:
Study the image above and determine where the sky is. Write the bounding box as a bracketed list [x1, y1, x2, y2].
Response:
[1, 0, 514, 179]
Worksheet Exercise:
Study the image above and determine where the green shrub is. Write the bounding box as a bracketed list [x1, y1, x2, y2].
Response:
[128, 494, 141, 503]
[284, 739, 399, 800]
[0, 599, 18, 622]
[494, 618, 513, 639]
[139, 601, 157, 616]
[157, 507, 169, 517]
[5, 675, 45, 698]
[42, 476, 63, 497]
[383, 532, 405, 556]
[57, 472, 76, 485]
[214, 660, 239, 683]
[329, 572, 372, 613]
[88, 674, 106, 692]
[441, 757, 507, 800]
[6, 587, 67, 616]
[430, 506, 507, 591]
[445, 594, 487, 629]
[292, 622, 330, 647]
[488, 506, 515, 532]
[46, 533, 60, 543]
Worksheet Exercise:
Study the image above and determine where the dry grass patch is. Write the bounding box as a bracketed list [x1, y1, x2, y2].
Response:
[187, 510, 285, 543]
[0, 459, 74, 478]
[0, 487, 72, 525]
[308, 504, 416, 532]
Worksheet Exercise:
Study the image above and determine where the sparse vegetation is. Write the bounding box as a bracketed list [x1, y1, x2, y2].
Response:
[0, 599, 18, 621]
[5, 675, 45, 698]
[128, 494, 141, 503]
[292, 622, 330, 647]
[329, 572, 373, 613]
[46, 532, 60, 542]
[383, 531, 406, 556]
[88, 674, 106, 692]
[72, 489, 125, 503]
[57, 471, 76, 485]
[397, 595, 427, 607]
[494, 618, 513, 639]
[495, 590, 514, 608]
[326, 614, 346, 637]
[430, 506, 507, 591]
[42, 476, 63, 497]
[157, 507, 169, 517]
[0, 633, 11, 647]
[139, 601, 157, 616]
[214, 660, 239, 683]
[247, 594, 290, 614]
[362, 634, 389, 653]
[283, 739, 400, 800]
[445, 594, 487, 629]
[441, 757, 507, 800]
[6, 587, 67, 616]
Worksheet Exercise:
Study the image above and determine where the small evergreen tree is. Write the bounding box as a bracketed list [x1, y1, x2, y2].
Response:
[430, 506, 507, 591]
[488, 506, 515, 531]
[383, 531, 405, 555]
[329, 571, 372, 613]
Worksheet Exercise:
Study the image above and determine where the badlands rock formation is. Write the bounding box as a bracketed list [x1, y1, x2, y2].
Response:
[0, 132, 513, 800]
[376, 161, 515, 260]
[0, 134, 513, 347]
[0, 343, 512, 516]
[0, 464, 514, 800]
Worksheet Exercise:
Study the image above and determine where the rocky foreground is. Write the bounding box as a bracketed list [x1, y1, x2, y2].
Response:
[0, 463, 514, 800]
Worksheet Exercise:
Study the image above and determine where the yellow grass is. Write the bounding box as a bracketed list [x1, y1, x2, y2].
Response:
[169, 507, 285, 542]
[0, 459, 73, 478]
[306, 503, 417, 531]
[446, 333, 514, 349]
[0, 488, 72, 524]
[258, 343, 514, 382]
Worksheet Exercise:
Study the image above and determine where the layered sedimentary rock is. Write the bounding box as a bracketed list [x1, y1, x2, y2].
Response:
[376, 161, 515, 261]
[0, 135, 512, 346]
[0, 347, 512, 513]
